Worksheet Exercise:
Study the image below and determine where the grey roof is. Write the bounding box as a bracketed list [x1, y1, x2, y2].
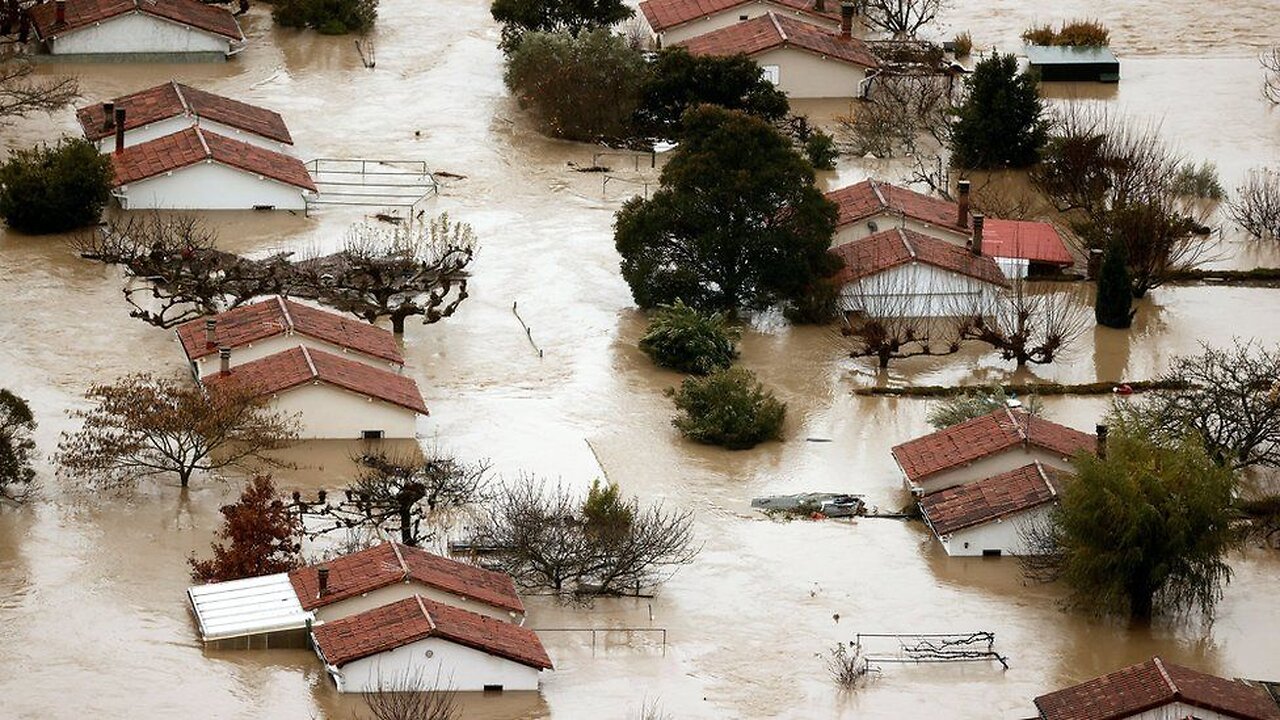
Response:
[1024, 45, 1118, 65]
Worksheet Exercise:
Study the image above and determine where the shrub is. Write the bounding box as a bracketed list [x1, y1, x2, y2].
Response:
[272, 0, 377, 34]
[784, 278, 841, 324]
[926, 385, 1041, 429]
[0, 138, 112, 234]
[1170, 161, 1225, 200]
[952, 31, 973, 58]
[639, 300, 740, 375]
[1020, 24, 1055, 46]
[803, 129, 838, 171]
[667, 367, 785, 449]
[1230, 169, 1280, 240]
[1022, 19, 1110, 47]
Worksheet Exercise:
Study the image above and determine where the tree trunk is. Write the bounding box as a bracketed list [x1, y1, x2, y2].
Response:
[391, 314, 406, 335]
[399, 502, 414, 545]
[180, 468, 192, 488]
[1128, 582, 1155, 621]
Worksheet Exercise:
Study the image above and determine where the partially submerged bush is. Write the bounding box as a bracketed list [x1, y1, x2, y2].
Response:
[952, 31, 973, 58]
[639, 300, 740, 375]
[1171, 161, 1225, 200]
[925, 384, 1041, 429]
[1230, 169, 1280, 240]
[667, 366, 785, 449]
[0, 138, 112, 234]
[1021, 19, 1110, 47]
[272, 0, 378, 34]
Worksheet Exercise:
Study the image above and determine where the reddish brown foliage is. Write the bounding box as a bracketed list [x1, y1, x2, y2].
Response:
[190, 476, 303, 583]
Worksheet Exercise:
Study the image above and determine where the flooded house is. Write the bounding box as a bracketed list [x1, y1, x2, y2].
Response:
[1025, 45, 1120, 83]
[77, 82, 294, 153]
[674, 7, 878, 98]
[175, 297, 404, 380]
[200, 346, 427, 439]
[288, 542, 527, 624]
[26, 0, 245, 60]
[891, 408, 1097, 496]
[108, 126, 316, 210]
[825, 179, 1075, 277]
[1033, 657, 1280, 720]
[639, 0, 841, 47]
[830, 227, 1008, 317]
[918, 462, 1070, 557]
[311, 595, 553, 693]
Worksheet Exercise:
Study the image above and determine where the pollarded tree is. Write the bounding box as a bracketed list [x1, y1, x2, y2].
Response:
[958, 280, 1089, 367]
[1094, 241, 1134, 328]
[615, 105, 839, 313]
[490, 0, 633, 52]
[56, 374, 299, 489]
[189, 476, 304, 583]
[1021, 417, 1240, 621]
[0, 388, 37, 504]
[633, 48, 790, 141]
[950, 53, 1047, 169]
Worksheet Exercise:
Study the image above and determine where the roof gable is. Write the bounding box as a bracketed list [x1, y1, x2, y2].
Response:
[826, 179, 967, 234]
[110, 127, 316, 191]
[831, 227, 1009, 288]
[675, 13, 878, 68]
[78, 82, 292, 144]
[30, 0, 243, 41]
[640, 0, 840, 32]
[919, 462, 1068, 536]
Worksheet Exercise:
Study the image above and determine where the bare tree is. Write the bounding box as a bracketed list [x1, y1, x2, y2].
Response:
[957, 280, 1089, 367]
[822, 641, 869, 689]
[0, 51, 79, 125]
[859, 0, 946, 38]
[56, 374, 299, 489]
[291, 450, 489, 547]
[1262, 46, 1280, 104]
[836, 270, 968, 369]
[358, 668, 458, 720]
[1230, 169, 1280, 241]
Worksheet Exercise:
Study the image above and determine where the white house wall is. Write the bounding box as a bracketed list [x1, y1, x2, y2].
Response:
[49, 13, 231, 55]
[313, 583, 522, 625]
[117, 161, 307, 210]
[833, 213, 969, 247]
[95, 117, 290, 152]
[753, 46, 870, 99]
[659, 1, 839, 45]
[909, 446, 1074, 496]
[270, 383, 418, 440]
[936, 505, 1052, 557]
[332, 637, 541, 693]
[188, 334, 401, 379]
[840, 262, 999, 317]
[1119, 704, 1240, 720]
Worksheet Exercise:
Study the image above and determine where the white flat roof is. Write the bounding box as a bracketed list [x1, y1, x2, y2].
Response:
[187, 572, 314, 643]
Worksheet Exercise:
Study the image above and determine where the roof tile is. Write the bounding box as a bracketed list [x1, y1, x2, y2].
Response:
[30, 0, 242, 41]
[676, 13, 878, 69]
[640, 0, 840, 31]
[78, 82, 292, 144]
[111, 127, 315, 191]
[919, 462, 1069, 536]
[831, 227, 1009, 288]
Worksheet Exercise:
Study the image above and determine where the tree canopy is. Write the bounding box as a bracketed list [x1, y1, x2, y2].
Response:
[950, 53, 1047, 169]
[0, 389, 37, 504]
[190, 476, 303, 583]
[667, 366, 786, 449]
[632, 48, 790, 141]
[1094, 241, 1134, 328]
[638, 300, 740, 375]
[0, 138, 113, 235]
[615, 105, 838, 312]
[490, 0, 632, 52]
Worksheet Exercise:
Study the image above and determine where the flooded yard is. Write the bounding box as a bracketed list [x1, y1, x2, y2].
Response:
[1, 0, 1279, 717]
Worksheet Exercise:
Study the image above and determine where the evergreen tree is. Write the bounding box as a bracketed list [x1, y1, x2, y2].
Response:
[632, 48, 790, 140]
[0, 138, 112, 235]
[1095, 241, 1135, 328]
[491, 0, 632, 52]
[950, 53, 1047, 169]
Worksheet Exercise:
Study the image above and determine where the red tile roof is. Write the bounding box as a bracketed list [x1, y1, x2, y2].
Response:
[831, 227, 1009, 288]
[919, 462, 1069, 536]
[1035, 657, 1280, 720]
[202, 346, 429, 414]
[30, 0, 243, 41]
[640, 0, 840, 32]
[312, 595, 552, 670]
[110, 127, 316, 191]
[983, 218, 1074, 267]
[676, 13, 878, 69]
[891, 408, 1096, 487]
[288, 542, 524, 615]
[175, 297, 403, 364]
[78, 82, 292, 144]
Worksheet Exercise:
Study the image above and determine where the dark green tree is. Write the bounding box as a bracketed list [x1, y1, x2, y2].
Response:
[950, 53, 1047, 169]
[0, 138, 112, 234]
[615, 105, 839, 312]
[1094, 241, 1134, 328]
[272, 0, 378, 33]
[667, 367, 786, 449]
[1021, 418, 1240, 621]
[633, 48, 789, 140]
[639, 300, 740, 375]
[490, 0, 632, 52]
[504, 29, 648, 142]
[0, 389, 37, 504]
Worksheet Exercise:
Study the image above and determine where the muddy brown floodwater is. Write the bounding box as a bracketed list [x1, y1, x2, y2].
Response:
[2, 0, 1280, 717]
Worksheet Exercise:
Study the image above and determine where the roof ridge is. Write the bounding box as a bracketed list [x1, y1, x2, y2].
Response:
[300, 345, 318, 379]
[415, 594, 436, 630]
[388, 540, 411, 578]
[897, 228, 917, 259]
[869, 180, 889, 211]
[1153, 657, 1180, 697]
[171, 80, 192, 115]
[1036, 461, 1057, 497]
[1004, 407, 1028, 443]
[276, 296, 296, 334]
[769, 12, 786, 41]
[194, 126, 211, 158]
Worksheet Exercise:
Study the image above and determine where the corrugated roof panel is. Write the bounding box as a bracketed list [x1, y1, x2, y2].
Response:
[188, 572, 313, 642]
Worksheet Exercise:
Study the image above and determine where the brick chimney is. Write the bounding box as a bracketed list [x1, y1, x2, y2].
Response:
[317, 566, 330, 597]
[839, 1, 853, 38]
[204, 318, 217, 348]
[219, 347, 231, 374]
[114, 107, 126, 154]
[54, 0, 65, 26]
[970, 213, 984, 256]
[957, 179, 970, 228]
[102, 102, 115, 130]
[1096, 424, 1108, 459]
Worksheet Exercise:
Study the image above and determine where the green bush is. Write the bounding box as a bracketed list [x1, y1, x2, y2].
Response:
[667, 367, 785, 449]
[803, 129, 838, 171]
[0, 138, 112, 235]
[784, 278, 841, 324]
[272, 0, 377, 34]
[639, 300, 740, 375]
[1171, 161, 1225, 200]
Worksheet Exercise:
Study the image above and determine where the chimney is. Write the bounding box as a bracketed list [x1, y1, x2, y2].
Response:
[1096, 424, 1108, 459]
[317, 566, 330, 597]
[204, 318, 217, 348]
[114, 107, 126, 154]
[814, 0, 824, 12]
[54, 0, 65, 25]
[102, 102, 115, 130]
[839, 1, 853, 38]
[219, 346, 231, 374]
[970, 213, 984, 256]
[957, 179, 970, 228]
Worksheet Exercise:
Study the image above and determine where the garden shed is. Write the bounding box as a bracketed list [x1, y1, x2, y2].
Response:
[1025, 45, 1120, 82]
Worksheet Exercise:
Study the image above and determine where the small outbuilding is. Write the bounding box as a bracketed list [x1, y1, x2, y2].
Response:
[918, 462, 1070, 557]
[28, 0, 245, 60]
[200, 346, 427, 439]
[1025, 45, 1120, 83]
[78, 81, 293, 152]
[187, 572, 315, 649]
[892, 408, 1096, 496]
[675, 10, 878, 98]
[312, 595, 553, 693]
[288, 542, 527, 624]
[1034, 656, 1280, 720]
[110, 126, 316, 210]
[831, 227, 1008, 317]
[640, 0, 841, 47]
[175, 297, 404, 379]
